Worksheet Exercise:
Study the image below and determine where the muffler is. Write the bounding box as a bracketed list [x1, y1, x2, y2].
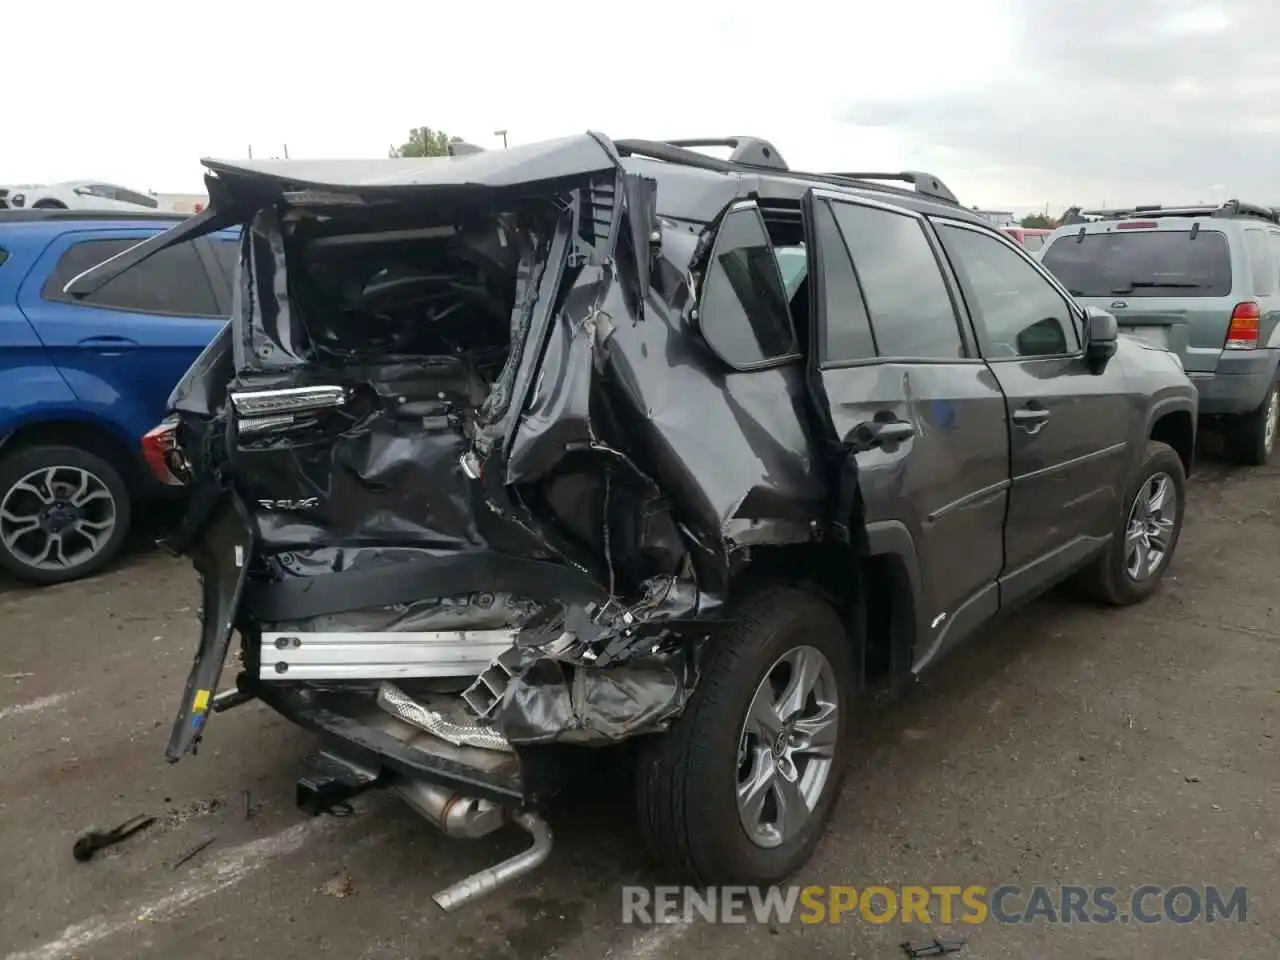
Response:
[395, 780, 553, 911]
[396, 779, 506, 839]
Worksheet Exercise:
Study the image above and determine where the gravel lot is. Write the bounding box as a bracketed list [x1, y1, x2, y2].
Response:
[1, 456, 1277, 960]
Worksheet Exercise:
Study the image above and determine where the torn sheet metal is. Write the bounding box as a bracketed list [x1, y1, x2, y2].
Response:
[496, 654, 689, 746]
[502, 218, 828, 599]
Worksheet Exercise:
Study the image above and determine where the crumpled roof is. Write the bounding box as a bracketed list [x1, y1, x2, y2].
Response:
[202, 134, 617, 195]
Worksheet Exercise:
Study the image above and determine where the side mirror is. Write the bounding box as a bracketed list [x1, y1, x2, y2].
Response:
[1083, 306, 1119, 366]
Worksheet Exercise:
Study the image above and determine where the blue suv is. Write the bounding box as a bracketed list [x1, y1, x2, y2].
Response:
[0, 210, 233, 584]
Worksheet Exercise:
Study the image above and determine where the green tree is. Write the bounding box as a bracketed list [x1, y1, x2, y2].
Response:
[1020, 212, 1054, 229]
[388, 127, 462, 158]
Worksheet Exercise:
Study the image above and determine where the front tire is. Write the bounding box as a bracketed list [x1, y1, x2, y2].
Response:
[1079, 440, 1185, 606]
[1225, 380, 1278, 466]
[634, 586, 853, 884]
[0, 445, 131, 585]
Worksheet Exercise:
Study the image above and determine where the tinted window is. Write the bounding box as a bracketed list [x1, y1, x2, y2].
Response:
[1270, 234, 1280, 292]
[775, 245, 807, 297]
[210, 237, 240, 286]
[42, 238, 221, 317]
[813, 200, 875, 362]
[1042, 229, 1231, 298]
[1243, 229, 1275, 297]
[698, 207, 798, 368]
[0, 248, 7, 268]
[940, 224, 1079, 359]
[830, 202, 963, 359]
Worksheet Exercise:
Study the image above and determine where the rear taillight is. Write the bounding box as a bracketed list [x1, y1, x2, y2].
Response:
[1225, 302, 1261, 350]
[141, 418, 190, 486]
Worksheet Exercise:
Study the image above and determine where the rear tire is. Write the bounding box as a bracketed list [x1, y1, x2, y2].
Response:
[1078, 440, 1185, 606]
[0, 445, 131, 585]
[1224, 380, 1278, 466]
[634, 586, 853, 884]
[31, 199, 68, 209]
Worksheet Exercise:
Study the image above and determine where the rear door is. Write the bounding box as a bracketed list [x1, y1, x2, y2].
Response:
[16, 230, 228, 435]
[934, 219, 1130, 606]
[802, 190, 1010, 672]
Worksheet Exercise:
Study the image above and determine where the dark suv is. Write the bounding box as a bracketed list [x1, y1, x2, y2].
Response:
[78, 134, 1197, 908]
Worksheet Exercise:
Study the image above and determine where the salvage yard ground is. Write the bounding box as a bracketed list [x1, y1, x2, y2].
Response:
[1, 452, 1277, 960]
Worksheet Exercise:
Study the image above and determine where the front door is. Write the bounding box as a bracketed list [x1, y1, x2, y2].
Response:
[933, 220, 1130, 607]
[802, 190, 1010, 672]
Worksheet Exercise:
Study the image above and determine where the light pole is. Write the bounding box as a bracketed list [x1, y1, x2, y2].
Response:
[494, 129, 509, 149]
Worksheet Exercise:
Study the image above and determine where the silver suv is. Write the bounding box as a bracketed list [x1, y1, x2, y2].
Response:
[1041, 201, 1280, 464]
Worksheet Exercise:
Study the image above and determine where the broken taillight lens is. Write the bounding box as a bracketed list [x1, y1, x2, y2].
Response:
[141, 417, 190, 486]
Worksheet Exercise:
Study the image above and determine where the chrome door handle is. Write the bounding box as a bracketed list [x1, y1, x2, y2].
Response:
[1012, 406, 1050, 433]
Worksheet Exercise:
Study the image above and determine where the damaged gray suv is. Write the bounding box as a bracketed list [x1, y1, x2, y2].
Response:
[74, 133, 1198, 909]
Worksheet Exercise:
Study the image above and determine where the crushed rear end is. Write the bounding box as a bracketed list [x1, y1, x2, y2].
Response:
[76, 134, 827, 906]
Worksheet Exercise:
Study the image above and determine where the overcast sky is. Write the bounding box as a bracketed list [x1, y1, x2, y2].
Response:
[5, 0, 1271, 214]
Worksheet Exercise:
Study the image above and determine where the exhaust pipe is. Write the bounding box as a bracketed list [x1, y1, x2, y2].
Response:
[395, 781, 554, 909]
[432, 812, 553, 912]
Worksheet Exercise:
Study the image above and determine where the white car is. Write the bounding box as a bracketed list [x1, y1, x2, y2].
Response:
[0, 180, 173, 212]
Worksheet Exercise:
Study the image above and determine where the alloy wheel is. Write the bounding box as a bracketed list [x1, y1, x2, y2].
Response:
[1265, 388, 1278, 456]
[736, 645, 840, 849]
[0, 465, 118, 572]
[1124, 471, 1177, 582]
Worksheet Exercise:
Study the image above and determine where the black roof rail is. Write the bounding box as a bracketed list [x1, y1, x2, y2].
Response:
[825, 171, 958, 204]
[0, 209, 192, 223]
[614, 138, 739, 173]
[664, 137, 789, 171]
[1074, 201, 1280, 225]
[614, 139, 961, 207]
